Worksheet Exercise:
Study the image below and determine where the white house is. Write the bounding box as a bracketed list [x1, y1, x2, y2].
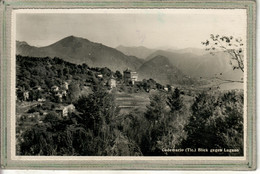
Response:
[55, 104, 75, 117]
[108, 77, 117, 88]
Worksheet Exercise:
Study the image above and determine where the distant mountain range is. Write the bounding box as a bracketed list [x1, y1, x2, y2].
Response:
[116, 45, 242, 81]
[137, 55, 193, 85]
[116, 45, 156, 59]
[17, 36, 243, 86]
[116, 45, 207, 59]
[167, 47, 207, 56]
[146, 50, 243, 81]
[16, 36, 144, 72]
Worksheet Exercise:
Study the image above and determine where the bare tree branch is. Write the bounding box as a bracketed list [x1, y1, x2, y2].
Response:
[202, 34, 244, 72]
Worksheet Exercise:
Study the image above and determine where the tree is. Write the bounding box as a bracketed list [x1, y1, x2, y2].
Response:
[63, 67, 69, 76]
[43, 111, 61, 125]
[143, 92, 168, 155]
[101, 67, 112, 78]
[45, 78, 56, 88]
[30, 79, 39, 88]
[67, 83, 81, 103]
[72, 87, 132, 155]
[202, 34, 244, 73]
[118, 109, 148, 154]
[74, 87, 119, 136]
[166, 84, 172, 92]
[20, 81, 30, 90]
[156, 83, 164, 90]
[181, 91, 244, 156]
[166, 88, 183, 113]
[115, 70, 123, 81]
[145, 92, 167, 124]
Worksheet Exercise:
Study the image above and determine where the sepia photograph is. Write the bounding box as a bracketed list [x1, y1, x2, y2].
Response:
[0, 0, 256, 170]
[15, 9, 246, 157]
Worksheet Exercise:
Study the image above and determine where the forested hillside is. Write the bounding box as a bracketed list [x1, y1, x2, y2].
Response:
[16, 55, 244, 156]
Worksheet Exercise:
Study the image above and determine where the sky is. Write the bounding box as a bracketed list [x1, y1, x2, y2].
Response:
[15, 9, 247, 49]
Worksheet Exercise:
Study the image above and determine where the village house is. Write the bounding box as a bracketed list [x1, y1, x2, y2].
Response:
[55, 104, 75, 117]
[23, 91, 29, 101]
[97, 74, 103, 78]
[61, 90, 67, 97]
[123, 68, 138, 85]
[61, 81, 69, 90]
[107, 76, 117, 88]
[37, 98, 46, 102]
[51, 85, 59, 92]
[54, 89, 67, 102]
[50, 83, 67, 102]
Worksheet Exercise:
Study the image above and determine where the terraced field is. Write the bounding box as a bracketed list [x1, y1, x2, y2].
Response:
[114, 92, 150, 114]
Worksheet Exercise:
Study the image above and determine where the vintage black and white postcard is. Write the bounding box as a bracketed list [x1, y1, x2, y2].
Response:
[0, 0, 256, 170]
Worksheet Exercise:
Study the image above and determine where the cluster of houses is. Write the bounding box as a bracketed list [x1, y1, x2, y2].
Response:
[16, 81, 69, 102]
[104, 68, 139, 89]
[91, 68, 174, 92]
[93, 68, 139, 90]
[114, 68, 171, 92]
[17, 68, 177, 120]
[50, 70, 139, 117]
[51, 81, 69, 102]
[16, 86, 45, 102]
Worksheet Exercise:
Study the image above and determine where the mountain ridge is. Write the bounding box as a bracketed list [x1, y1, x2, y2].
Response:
[116, 45, 156, 59]
[16, 36, 144, 72]
[146, 49, 243, 81]
[137, 55, 194, 85]
[16, 36, 243, 86]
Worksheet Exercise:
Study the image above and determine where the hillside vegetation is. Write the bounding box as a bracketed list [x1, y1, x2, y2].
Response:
[16, 55, 244, 156]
